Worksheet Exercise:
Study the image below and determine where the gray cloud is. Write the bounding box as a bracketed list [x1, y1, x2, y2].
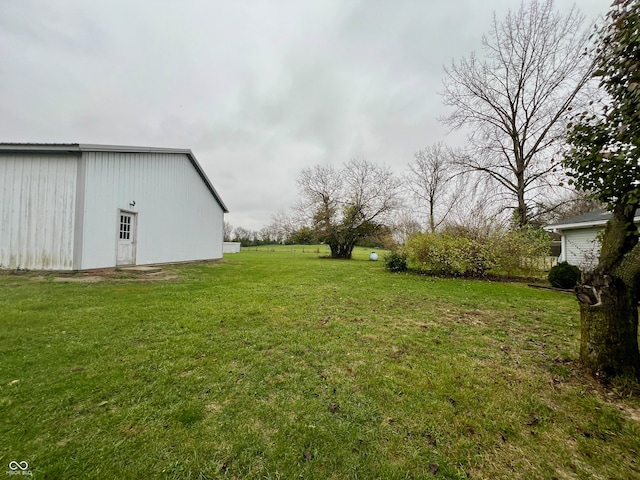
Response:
[0, 0, 608, 230]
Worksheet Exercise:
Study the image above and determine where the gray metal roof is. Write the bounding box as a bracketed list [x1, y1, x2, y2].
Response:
[0, 143, 228, 213]
[545, 209, 639, 231]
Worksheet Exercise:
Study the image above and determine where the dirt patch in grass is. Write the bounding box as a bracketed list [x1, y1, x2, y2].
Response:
[53, 275, 105, 283]
[618, 404, 640, 423]
[46, 270, 180, 282]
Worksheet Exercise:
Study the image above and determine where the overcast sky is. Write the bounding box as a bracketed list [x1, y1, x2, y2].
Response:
[0, 0, 609, 231]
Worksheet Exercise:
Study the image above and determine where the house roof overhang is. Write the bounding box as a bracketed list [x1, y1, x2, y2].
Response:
[544, 209, 640, 233]
[544, 220, 609, 232]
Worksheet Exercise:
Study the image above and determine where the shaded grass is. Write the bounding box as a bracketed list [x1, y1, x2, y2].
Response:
[0, 245, 639, 479]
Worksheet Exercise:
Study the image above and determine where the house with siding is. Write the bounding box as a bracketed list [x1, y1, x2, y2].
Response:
[544, 209, 640, 270]
[0, 143, 228, 271]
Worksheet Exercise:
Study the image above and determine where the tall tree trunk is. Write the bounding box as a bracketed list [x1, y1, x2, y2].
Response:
[575, 204, 640, 379]
[577, 275, 640, 378]
[516, 174, 528, 228]
[429, 197, 435, 233]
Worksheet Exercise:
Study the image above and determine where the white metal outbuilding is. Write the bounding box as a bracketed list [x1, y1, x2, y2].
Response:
[223, 242, 241, 253]
[0, 143, 229, 271]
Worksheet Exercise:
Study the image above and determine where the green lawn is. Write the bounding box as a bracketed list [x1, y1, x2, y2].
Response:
[1, 246, 639, 479]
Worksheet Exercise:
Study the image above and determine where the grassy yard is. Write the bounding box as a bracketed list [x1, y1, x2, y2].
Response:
[1, 246, 639, 479]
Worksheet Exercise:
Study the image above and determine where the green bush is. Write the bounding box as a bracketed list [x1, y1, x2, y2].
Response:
[384, 251, 408, 272]
[491, 226, 551, 275]
[548, 262, 581, 289]
[406, 232, 489, 277]
[404, 226, 551, 278]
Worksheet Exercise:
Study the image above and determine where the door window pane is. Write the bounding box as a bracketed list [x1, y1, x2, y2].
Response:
[120, 215, 131, 240]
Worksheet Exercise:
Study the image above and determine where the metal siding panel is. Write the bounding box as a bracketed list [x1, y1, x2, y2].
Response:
[80, 151, 223, 269]
[0, 160, 8, 263]
[0, 154, 77, 269]
[80, 152, 116, 269]
[73, 156, 87, 269]
[134, 152, 224, 265]
[59, 161, 77, 269]
[13, 160, 25, 265]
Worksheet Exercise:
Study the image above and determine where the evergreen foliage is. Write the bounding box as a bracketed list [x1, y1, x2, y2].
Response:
[548, 262, 582, 289]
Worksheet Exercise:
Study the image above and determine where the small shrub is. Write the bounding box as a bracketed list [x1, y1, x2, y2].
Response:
[384, 251, 407, 272]
[548, 262, 581, 289]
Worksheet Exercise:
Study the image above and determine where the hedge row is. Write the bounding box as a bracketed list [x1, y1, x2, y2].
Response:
[396, 227, 550, 277]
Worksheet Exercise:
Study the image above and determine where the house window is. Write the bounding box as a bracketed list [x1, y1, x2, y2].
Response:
[119, 215, 131, 240]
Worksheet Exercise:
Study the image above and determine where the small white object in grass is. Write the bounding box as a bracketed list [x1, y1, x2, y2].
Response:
[369, 252, 378, 261]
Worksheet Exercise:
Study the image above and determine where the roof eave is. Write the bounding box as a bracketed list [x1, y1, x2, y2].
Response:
[0, 143, 81, 154]
[185, 150, 229, 213]
[544, 216, 640, 232]
[78, 144, 192, 155]
[544, 221, 609, 232]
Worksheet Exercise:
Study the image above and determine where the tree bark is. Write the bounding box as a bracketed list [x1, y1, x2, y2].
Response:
[577, 275, 640, 378]
[576, 204, 640, 379]
[329, 241, 355, 259]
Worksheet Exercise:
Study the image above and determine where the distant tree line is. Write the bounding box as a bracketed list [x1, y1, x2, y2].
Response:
[224, 222, 286, 247]
[224, 220, 396, 251]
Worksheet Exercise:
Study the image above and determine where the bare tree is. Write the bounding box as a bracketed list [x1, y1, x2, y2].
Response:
[232, 226, 253, 246]
[267, 210, 300, 244]
[297, 159, 401, 259]
[223, 221, 233, 242]
[534, 187, 603, 225]
[405, 143, 463, 232]
[296, 164, 342, 243]
[259, 225, 279, 245]
[390, 209, 422, 245]
[443, 188, 510, 237]
[441, 0, 595, 227]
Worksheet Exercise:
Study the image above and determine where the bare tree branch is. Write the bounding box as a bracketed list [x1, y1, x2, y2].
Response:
[440, 0, 595, 226]
[404, 143, 464, 232]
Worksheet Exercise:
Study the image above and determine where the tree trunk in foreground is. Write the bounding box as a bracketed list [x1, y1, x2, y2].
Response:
[575, 205, 640, 379]
[577, 275, 640, 378]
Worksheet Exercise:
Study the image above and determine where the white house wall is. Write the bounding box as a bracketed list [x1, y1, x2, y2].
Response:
[563, 227, 601, 270]
[79, 151, 224, 269]
[0, 153, 77, 269]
